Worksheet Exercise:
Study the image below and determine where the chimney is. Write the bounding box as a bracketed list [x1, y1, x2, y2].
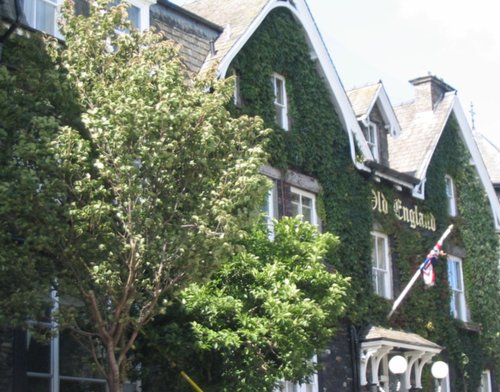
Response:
[409, 75, 456, 111]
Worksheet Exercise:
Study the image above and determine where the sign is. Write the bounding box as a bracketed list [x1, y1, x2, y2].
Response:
[372, 190, 436, 232]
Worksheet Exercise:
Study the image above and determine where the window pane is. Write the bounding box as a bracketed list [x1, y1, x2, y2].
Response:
[128, 5, 140, 29]
[27, 376, 51, 392]
[275, 78, 284, 105]
[24, 0, 35, 26]
[60, 331, 103, 379]
[26, 332, 51, 374]
[60, 379, 107, 392]
[290, 192, 300, 217]
[302, 205, 312, 223]
[376, 237, 386, 269]
[275, 106, 284, 127]
[36, 0, 56, 34]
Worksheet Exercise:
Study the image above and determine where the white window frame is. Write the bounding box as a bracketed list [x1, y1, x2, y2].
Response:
[264, 184, 277, 240]
[365, 120, 379, 161]
[272, 73, 289, 131]
[371, 231, 393, 299]
[447, 255, 468, 321]
[23, 0, 63, 38]
[127, 0, 153, 31]
[478, 370, 492, 392]
[23, 0, 153, 38]
[26, 290, 108, 392]
[113, 0, 153, 31]
[290, 187, 317, 227]
[445, 175, 457, 217]
[233, 70, 242, 107]
[276, 356, 319, 392]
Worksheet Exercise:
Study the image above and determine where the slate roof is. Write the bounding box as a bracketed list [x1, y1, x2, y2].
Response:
[388, 92, 455, 178]
[363, 325, 442, 351]
[182, 0, 269, 72]
[347, 82, 381, 118]
[474, 131, 500, 186]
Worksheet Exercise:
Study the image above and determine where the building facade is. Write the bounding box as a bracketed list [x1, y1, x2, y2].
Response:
[1, 0, 499, 391]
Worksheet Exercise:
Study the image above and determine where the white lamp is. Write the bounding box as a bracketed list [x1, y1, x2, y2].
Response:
[431, 361, 449, 379]
[389, 355, 408, 374]
[389, 355, 408, 391]
[431, 361, 449, 392]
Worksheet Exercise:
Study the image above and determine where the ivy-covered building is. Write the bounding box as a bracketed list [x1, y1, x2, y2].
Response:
[1, 0, 499, 391]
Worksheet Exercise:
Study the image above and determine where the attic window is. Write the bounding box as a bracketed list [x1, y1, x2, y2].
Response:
[364, 120, 379, 161]
[445, 175, 457, 216]
[272, 73, 289, 131]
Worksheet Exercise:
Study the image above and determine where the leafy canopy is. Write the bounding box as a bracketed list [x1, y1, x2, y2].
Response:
[140, 218, 350, 392]
[2, 0, 270, 389]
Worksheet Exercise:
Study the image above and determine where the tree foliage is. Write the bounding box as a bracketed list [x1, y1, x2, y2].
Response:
[2, 0, 269, 389]
[139, 218, 350, 391]
[0, 32, 79, 326]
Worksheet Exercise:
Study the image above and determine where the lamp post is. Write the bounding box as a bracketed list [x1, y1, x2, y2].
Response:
[431, 361, 449, 392]
[388, 355, 408, 392]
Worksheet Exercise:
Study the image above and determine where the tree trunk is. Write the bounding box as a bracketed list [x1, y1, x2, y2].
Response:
[106, 343, 123, 392]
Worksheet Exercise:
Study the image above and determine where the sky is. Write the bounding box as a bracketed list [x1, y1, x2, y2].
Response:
[172, 0, 500, 148]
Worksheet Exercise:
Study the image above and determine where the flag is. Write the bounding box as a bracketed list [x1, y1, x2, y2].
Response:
[421, 243, 443, 287]
[387, 225, 453, 319]
[422, 256, 436, 286]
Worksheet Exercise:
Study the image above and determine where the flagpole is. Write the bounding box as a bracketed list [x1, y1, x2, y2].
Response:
[387, 224, 454, 319]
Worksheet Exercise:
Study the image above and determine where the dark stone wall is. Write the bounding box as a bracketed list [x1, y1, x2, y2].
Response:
[318, 323, 356, 392]
[0, 329, 13, 392]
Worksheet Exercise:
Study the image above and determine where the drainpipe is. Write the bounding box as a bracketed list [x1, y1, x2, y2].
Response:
[350, 325, 360, 392]
[0, 0, 22, 62]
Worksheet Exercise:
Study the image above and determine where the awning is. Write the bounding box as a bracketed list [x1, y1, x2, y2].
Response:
[359, 326, 444, 390]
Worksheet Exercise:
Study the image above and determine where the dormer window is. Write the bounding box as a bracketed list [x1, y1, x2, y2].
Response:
[272, 73, 288, 131]
[445, 175, 457, 216]
[365, 120, 379, 161]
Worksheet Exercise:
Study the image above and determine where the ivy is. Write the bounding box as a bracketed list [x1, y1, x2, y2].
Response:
[229, 8, 373, 324]
[228, 9, 498, 392]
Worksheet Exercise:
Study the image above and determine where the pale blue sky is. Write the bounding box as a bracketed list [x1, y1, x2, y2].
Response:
[172, 0, 500, 147]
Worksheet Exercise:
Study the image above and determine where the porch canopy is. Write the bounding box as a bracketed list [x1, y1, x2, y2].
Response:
[360, 326, 443, 391]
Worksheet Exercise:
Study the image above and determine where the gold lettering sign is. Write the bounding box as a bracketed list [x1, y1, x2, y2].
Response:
[372, 190, 436, 232]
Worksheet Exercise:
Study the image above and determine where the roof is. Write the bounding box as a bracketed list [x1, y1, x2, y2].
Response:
[347, 81, 401, 137]
[362, 325, 442, 352]
[179, 0, 373, 168]
[182, 0, 269, 73]
[474, 131, 500, 186]
[347, 82, 381, 118]
[388, 91, 455, 178]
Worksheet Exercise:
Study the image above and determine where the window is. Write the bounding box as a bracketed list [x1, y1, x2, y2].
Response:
[365, 121, 379, 161]
[371, 232, 392, 299]
[233, 70, 242, 107]
[111, 0, 153, 31]
[478, 370, 492, 392]
[263, 185, 277, 239]
[290, 187, 317, 226]
[26, 290, 107, 391]
[276, 356, 318, 392]
[23, 0, 62, 37]
[278, 380, 317, 392]
[445, 175, 457, 216]
[272, 73, 289, 130]
[447, 256, 468, 321]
